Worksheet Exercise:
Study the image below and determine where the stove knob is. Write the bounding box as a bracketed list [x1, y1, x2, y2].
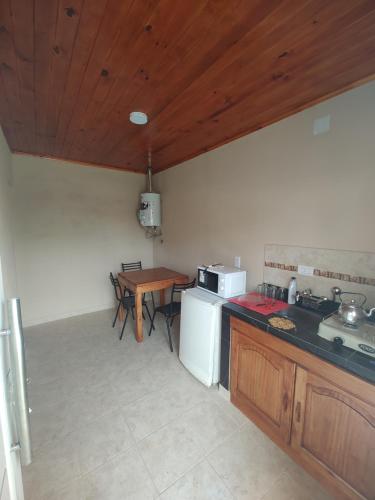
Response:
[333, 336, 344, 347]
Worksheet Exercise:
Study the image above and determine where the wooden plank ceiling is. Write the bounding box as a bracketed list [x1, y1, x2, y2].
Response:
[1, 0, 375, 174]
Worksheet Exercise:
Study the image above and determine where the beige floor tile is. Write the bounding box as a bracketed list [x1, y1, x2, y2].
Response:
[182, 401, 238, 454]
[24, 309, 332, 500]
[23, 432, 80, 500]
[207, 425, 291, 500]
[123, 372, 210, 441]
[138, 419, 203, 493]
[30, 399, 77, 450]
[123, 390, 178, 441]
[81, 447, 158, 500]
[28, 377, 66, 408]
[146, 351, 186, 387]
[209, 389, 249, 428]
[160, 460, 233, 500]
[260, 471, 332, 500]
[39, 478, 86, 500]
[285, 461, 333, 500]
[111, 365, 159, 406]
[74, 409, 135, 475]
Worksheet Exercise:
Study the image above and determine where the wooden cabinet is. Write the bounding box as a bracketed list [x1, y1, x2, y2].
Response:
[291, 367, 375, 500]
[231, 326, 296, 443]
[230, 317, 375, 500]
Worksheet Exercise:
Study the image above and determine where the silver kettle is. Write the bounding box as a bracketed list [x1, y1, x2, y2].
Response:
[338, 292, 375, 327]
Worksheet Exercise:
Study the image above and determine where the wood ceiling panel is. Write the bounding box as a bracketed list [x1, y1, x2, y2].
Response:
[145, 3, 375, 169]
[89, 0, 280, 165]
[1, 0, 375, 173]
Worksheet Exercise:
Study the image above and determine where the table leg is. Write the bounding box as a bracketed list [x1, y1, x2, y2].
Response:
[159, 288, 165, 306]
[135, 291, 143, 342]
[118, 285, 125, 322]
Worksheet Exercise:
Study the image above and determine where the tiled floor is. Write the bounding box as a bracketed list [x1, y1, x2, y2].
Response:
[23, 308, 332, 500]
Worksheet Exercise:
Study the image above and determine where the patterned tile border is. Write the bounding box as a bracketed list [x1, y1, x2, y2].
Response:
[264, 261, 375, 287]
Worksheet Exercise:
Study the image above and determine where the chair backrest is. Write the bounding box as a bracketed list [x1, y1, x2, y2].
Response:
[121, 261, 142, 272]
[170, 278, 196, 303]
[109, 272, 122, 301]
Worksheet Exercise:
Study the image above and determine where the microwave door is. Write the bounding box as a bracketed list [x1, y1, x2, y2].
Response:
[207, 272, 219, 293]
[198, 269, 207, 288]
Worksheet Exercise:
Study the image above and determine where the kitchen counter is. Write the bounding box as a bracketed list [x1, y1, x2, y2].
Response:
[221, 302, 375, 385]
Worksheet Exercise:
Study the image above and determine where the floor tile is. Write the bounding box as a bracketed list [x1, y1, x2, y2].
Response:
[160, 459, 233, 500]
[38, 478, 85, 500]
[111, 366, 159, 406]
[24, 308, 333, 500]
[260, 471, 331, 500]
[30, 399, 76, 449]
[207, 425, 291, 500]
[182, 400, 237, 454]
[138, 418, 203, 493]
[23, 432, 80, 500]
[123, 371, 209, 441]
[285, 460, 332, 500]
[75, 409, 135, 475]
[209, 389, 249, 428]
[81, 447, 158, 500]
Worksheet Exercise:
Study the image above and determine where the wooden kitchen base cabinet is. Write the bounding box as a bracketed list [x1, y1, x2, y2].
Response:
[230, 329, 295, 444]
[292, 367, 375, 500]
[230, 317, 375, 500]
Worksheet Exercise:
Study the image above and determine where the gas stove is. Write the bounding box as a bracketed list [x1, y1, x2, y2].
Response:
[318, 314, 375, 358]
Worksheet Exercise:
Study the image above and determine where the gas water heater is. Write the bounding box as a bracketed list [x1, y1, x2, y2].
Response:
[138, 192, 161, 227]
[138, 166, 161, 233]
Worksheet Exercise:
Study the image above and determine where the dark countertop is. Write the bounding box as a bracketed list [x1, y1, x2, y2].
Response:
[223, 301, 375, 385]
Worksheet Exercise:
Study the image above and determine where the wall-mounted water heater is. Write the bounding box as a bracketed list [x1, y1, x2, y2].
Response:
[138, 192, 161, 227]
[137, 165, 161, 236]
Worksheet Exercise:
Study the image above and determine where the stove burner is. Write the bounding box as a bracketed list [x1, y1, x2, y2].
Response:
[343, 322, 359, 330]
[318, 314, 375, 358]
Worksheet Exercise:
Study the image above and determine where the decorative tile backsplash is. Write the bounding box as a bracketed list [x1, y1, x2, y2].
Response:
[263, 245, 375, 307]
[265, 261, 375, 287]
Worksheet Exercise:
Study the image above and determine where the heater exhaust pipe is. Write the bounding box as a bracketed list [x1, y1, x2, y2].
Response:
[146, 166, 152, 193]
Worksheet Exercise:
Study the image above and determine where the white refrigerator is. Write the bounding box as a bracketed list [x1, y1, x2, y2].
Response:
[179, 287, 226, 387]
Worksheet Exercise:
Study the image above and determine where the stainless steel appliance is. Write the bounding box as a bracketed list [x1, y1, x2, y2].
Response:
[0, 298, 32, 500]
[318, 314, 375, 357]
[337, 292, 375, 327]
[295, 290, 339, 316]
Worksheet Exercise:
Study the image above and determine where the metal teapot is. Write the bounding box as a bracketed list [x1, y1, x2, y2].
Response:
[338, 292, 375, 327]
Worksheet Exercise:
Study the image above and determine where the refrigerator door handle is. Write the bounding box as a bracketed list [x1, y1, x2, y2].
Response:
[7, 298, 32, 466]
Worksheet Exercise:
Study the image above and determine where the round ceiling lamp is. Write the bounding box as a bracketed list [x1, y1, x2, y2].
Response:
[129, 111, 148, 125]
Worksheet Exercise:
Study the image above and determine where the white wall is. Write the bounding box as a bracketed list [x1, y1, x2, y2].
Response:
[0, 130, 17, 301]
[153, 82, 375, 295]
[12, 156, 153, 326]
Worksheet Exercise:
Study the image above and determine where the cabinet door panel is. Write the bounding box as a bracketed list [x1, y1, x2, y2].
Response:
[231, 328, 295, 443]
[292, 367, 375, 500]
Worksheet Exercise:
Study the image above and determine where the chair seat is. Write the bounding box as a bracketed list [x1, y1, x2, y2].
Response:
[120, 295, 135, 309]
[121, 294, 148, 308]
[155, 301, 181, 317]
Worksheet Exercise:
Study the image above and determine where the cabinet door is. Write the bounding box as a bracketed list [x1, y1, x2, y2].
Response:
[291, 367, 375, 500]
[231, 328, 296, 443]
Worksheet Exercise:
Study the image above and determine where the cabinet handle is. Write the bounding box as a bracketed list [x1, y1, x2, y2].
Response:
[282, 393, 288, 412]
[295, 401, 301, 423]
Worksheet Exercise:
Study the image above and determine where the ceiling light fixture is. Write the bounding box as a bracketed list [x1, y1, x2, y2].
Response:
[129, 111, 148, 125]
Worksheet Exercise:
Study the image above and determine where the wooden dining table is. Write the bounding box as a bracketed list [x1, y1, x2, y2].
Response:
[117, 267, 189, 342]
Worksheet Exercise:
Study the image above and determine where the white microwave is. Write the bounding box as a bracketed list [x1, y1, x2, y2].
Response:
[197, 265, 246, 298]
